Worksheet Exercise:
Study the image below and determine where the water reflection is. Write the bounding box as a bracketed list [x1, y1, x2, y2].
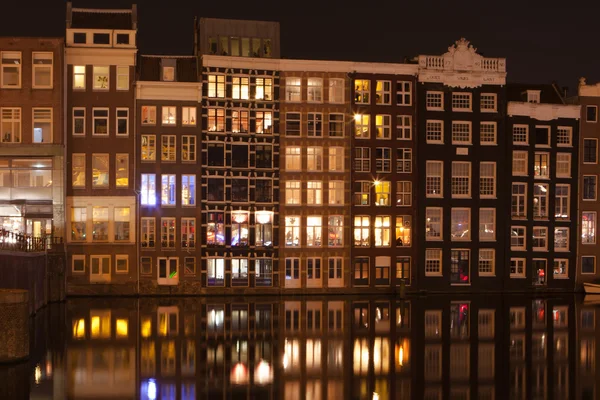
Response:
[11, 294, 600, 399]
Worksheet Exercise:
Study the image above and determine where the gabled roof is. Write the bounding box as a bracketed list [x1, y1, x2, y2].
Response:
[138, 56, 198, 83]
[507, 83, 565, 104]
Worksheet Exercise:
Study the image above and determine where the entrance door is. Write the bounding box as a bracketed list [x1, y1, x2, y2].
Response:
[90, 256, 111, 283]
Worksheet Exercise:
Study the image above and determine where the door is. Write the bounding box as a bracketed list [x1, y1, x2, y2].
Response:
[285, 258, 300, 288]
[90, 256, 111, 283]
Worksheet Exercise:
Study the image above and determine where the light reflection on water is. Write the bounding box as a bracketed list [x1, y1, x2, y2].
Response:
[5, 294, 599, 399]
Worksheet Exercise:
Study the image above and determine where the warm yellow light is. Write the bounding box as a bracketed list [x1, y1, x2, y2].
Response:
[141, 317, 152, 338]
[72, 319, 85, 339]
[158, 313, 168, 336]
[398, 346, 404, 366]
[354, 114, 362, 122]
[91, 316, 100, 338]
[374, 180, 380, 186]
[116, 318, 128, 338]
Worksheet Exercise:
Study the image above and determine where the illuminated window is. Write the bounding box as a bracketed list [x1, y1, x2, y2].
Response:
[72, 318, 85, 339]
[207, 259, 225, 286]
[285, 181, 301, 205]
[141, 218, 155, 248]
[307, 147, 322, 171]
[329, 181, 344, 205]
[395, 216, 411, 247]
[72, 154, 85, 188]
[328, 216, 343, 247]
[33, 108, 52, 142]
[555, 184, 569, 220]
[162, 106, 176, 126]
[354, 79, 370, 104]
[140, 107, 156, 127]
[306, 216, 322, 247]
[374, 216, 391, 247]
[255, 111, 272, 133]
[255, 211, 273, 247]
[116, 65, 128, 90]
[534, 152, 550, 178]
[206, 212, 224, 246]
[207, 108, 225, 132]
[512, 151, 528, 176]
[328, 146, 344, 172]
[114, 207, 130, 241]
[90, 310, 111, 339]
[160, 218, 176, 249]
[73, 65, 85, 90]
[425, 208, 442, 241]
[255, 77, 273, 100]
[116, 318, 128, 338]
[353, 181, 370, 206]
[141, 174, 156, 206]
[306, 181, 322, 205]
[207, 75, 225, 98]
[161, 135, 176, 161]
[182, 107, 196, 126]
[353, 216, 370, 247]
[479, 208, 496, 241]
[92, 66, 109, 90]
[285, 77, 301, 102]
[329, 78, 344, 103]
[115, 154, 128, 187]
[161, 174, 176, 206]
[307, 78, 323, 102]
[451, 208, 470, 241]
[231, 211, 249, 247]
[158, 308, 178, 336]
[284, 216, 300, 247]
[374, 180, 391, 206]
[232, 76, 249, 100]
[353, 258, 369, 286]
[232, 109, 249, 133]
[533, 183, 548, 219]
[556, 153, 571, 177]
[354, 114, 370, 138]
[2, 107, 22, 142]
[181, 175, 196, 206]
[285, 147, 301, 171]
[181, 218, 196, 249]
[92, 207, 109, 241]
[554, 227, 569, 252]
[32, 52, 52, 88]
[582, 212, 597, 244]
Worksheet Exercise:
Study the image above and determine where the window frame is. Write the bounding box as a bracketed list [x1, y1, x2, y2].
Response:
[587, 105, 598, 123]
[32, 107, 53, 143]
[426, 91, 444, 111]
[480, 121, 497, 145]
[329, 78, 344, 104]
[1, 51, 22, 89]
[451, 92, 472, 112]
[92, 65, 110, 91]
[116, 107, 129, 136]
[92, 108, 109, 136]
[307, 78, 323, 103]
[480, 93, 497, 112]
[583, 175, 598, 201]
[480, 162, 496, 199]
[115, 255, 129, 274]
[426, 120, 444, 144]
[425, 249, 442, 276]
[426, 161, 444, 198]
[375, 80, 392, 105]
[32, 52, 53, 89]
[72, 254, 85, 274]
[72, 107, 85, 136]
[451, 161, 471, 198]
[116, 65, 129, 91]
[584, 138, 598, 164]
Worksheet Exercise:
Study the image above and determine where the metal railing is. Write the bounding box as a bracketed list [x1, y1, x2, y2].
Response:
[0, 229, 63, 252]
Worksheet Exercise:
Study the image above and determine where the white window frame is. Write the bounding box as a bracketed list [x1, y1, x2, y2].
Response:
[556, 153, 571, 178]
[181, 174, 196, 206]
[285, 181, 301, 205]
[92, 108, 109, 136]
[354, 114, 370, 139]
[32, 52, 53, 89]
[90, 255, 111, 283]
[285, 77, 301, 102]
[116, 108, 129, 136]
[207, 74, 225, 98]
[425, 207, 443, 241]
[425, 249, 442, 276]
[451, 208, 471, 241]
[478, 249, 495, 276]
[451, 121, 472, 144]
[396, 148, 412, 173]
[532, 226, 548, 251]
[328, 181, 344, 206]
[555, 184, 570, 220]
[375, 147, 391, 173]
[534, 152, 550, 179]
[32, 108, 53, 143]
[480, 93, 497, 112]
[426, 91, 443, 111]
[328, 146, 344, 172]
[354, 79, 370, 104]
[157, 257, 179, 285]
[480, 162, 496, 198]
[182, 107, 197, 126]
[181, 135, 196, 162]
[375, 80, 391, 105]
[232, 76, 250, 100]
[512, 151, 528, 176]
[1, 107, 22, 143]
[556, 126, 572, 147]
[115, 255, 129, 274]
[452, 92, 472, 111]
[582, 211, 597, 245]
[73, 65, 86, 90]
[510, 225, 527, 251]
[354, 147, 370, 172]
[307, 78, 323, 103]
[511, 183, 527, 218]
[72, 107, 85, 136]
[161, 135, 176, 162]
[1, 51, 22, 88]
[396, 181, 412, 207]
[328, 257, 343, 287]
[306, 181, 323, 206]
[116, 66, 129, 91]
[92, 66, 110, 91]
[426, 120, 444, 144]
[306, 146, 323, 171]
[396, 81, 412, 106]
[480, 121, 497, 145]
[479, 208, 496, 242]
[328, 78, 344, 103]
[451, 161, 471, 198]
[162, 106, 176, 126]
[285, 147, 302, 171]
[554, 227, 569, 252]
[396, 115, 412, 140]
[535, 125, 551, 147]
[307, 112, 323, 137]
[553, 259, 568, 279]
[141, 106, 156, 126]
[510, 258, 526, 278]
[426, 161, 443, 198]
[533, 183, 549, 219]
[512, 124, 529, 145]
[141, 135, 156, 162]
[375, 114, 391, 139]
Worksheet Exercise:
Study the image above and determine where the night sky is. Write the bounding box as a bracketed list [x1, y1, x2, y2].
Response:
[2, 0, 596, 94]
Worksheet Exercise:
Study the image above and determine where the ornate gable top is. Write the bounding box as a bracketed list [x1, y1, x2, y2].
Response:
[418, 38, 506, 87]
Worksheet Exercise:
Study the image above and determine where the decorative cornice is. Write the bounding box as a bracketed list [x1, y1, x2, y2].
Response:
[65, 47, 137, 66]
[507, 101, 581, 121]
[136, 81, 202, 102]
[418, 38, 506, 87]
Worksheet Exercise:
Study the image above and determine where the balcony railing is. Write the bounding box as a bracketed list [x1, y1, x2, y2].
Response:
[0, 229, 63, 252]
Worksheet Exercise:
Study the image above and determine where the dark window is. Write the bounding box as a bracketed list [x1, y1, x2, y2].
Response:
[207, 178, 224, 201]
[208, 37, 217, 55]
[285, 259, 299, 280]
[535, 126, 550, 146]
[207, 143, 224, 166]
[584, 139, 598, 163]
[141, 257, 152, 274]
[116, 34, 129, 45]
[582, 256, 596, 274]
[587, 105, 598, 122]
[285, 112, 301, 136]
[255, 145, 272, 168]
[584, 176, 597, 200]
[255, 305, 271, 330]
[231, 179, 248, 202]
[231, 145, 248, 168]
[255, 179, 272, 202]
[73, 32, 86, 44]
[328, 114, 344, 137]
[450, 250, 470, 284]
[93, 33, 110, 45]
[396, 257, 410, 284]
[353, 257, 369, 286]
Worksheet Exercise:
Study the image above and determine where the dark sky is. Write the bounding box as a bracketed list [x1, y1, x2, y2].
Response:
[2, 0, 596, 94]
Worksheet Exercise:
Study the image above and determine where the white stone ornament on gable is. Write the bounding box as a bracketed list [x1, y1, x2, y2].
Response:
[418, 38, 507, 88]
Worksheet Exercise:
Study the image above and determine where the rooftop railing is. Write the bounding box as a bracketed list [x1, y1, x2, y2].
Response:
[0, 229, 63, 252]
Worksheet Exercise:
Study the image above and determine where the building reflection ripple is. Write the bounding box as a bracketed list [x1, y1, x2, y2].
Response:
[14, 294, 600, 399]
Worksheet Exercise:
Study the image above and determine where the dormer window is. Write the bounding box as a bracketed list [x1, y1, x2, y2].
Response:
[163, 67, 174, 82]
[116, 34, 129, 45]
[527, 90, 541, 103]
[73, 33, 86, 44]
[93, 33, 110, 45]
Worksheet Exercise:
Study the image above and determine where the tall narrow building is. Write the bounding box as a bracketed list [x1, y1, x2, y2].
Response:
[417, 39, 507, 292]
[577, 79, 600, 288]
[65, 3, 138, 293]
[506, 84, 579, 290]
[279, 61, 352, 293]
[196, 18, 280, 292]
[0, 37, 64, 239]
[136, 55, 202, 293]
[350, 64, 419, 292]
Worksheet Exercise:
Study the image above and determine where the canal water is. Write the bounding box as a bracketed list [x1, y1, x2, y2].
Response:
[2, 294, 597, 399]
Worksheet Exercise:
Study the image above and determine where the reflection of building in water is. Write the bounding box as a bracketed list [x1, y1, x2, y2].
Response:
[66, 299, 137, 399]
[55, 296, 583, 399]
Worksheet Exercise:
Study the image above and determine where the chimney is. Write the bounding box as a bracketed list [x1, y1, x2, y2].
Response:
[131, 4, 138, 30]
[66, 2, 72, 29]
